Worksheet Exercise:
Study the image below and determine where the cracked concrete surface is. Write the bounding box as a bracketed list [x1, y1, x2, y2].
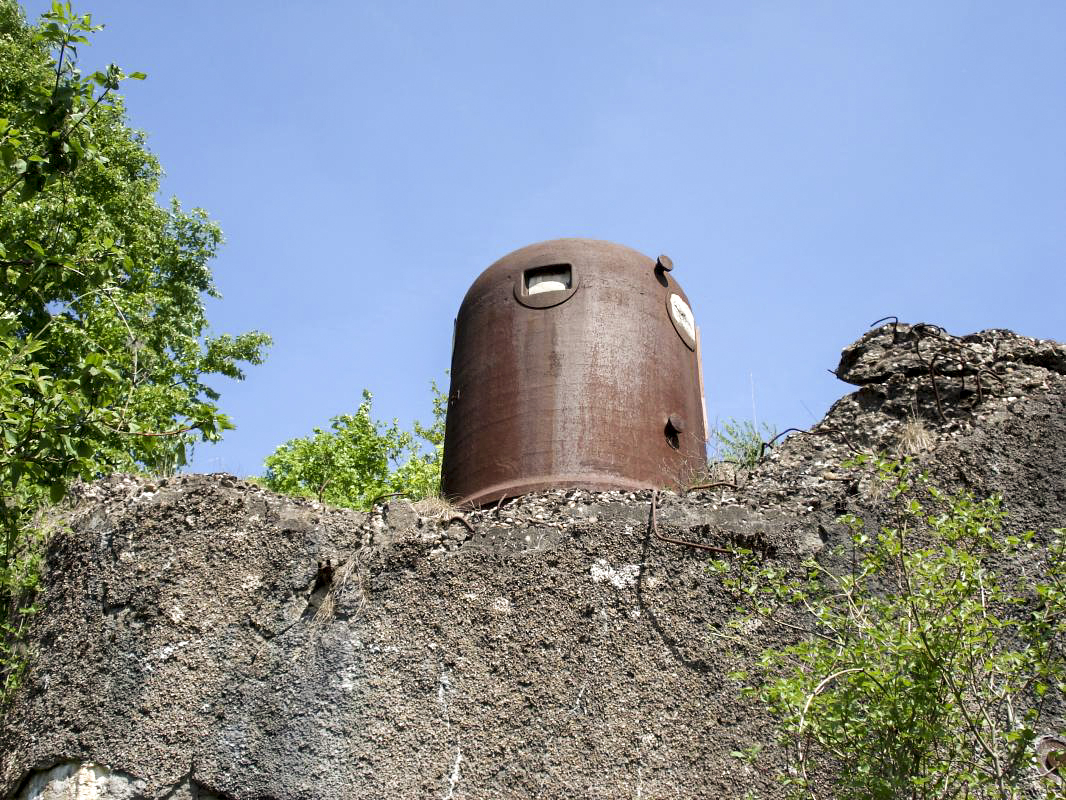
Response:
[1, 324, 1064, 799]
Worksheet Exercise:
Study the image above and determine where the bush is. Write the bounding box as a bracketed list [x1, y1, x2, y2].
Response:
[713, 418, 776, 470]
[262, 384, 444, 510]
[0, 1, 269, 701]
[716, 456, 1066, 799]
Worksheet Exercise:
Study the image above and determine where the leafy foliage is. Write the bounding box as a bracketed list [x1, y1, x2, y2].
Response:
[262, 383, 444, 510]
[713, 418, 776, 470]
[0, 1, 269, 698]
[715, 456, 1066, 799]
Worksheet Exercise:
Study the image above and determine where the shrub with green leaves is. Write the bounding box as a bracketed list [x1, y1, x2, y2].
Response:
[713, 418, 776, 470]
[0, 1, 269, 699]
[262, 384, 444, 510]
[716, 456, 1066, 799]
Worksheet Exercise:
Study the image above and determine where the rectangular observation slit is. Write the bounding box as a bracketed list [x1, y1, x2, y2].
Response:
[525, 264, 572, 295]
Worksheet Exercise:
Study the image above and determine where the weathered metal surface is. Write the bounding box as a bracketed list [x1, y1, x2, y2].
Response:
[441, 238, 707, 507]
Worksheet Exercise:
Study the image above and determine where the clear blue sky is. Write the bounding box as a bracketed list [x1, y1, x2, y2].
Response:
[23, 1, 1066, 475]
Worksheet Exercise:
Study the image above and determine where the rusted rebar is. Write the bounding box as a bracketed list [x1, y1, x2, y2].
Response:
[870, 315, 900, 342]
[911, 327, 948, 423]
[445, 515, 476, 534]
[649, 489, 733, 555]
[684, 480, 738, 493]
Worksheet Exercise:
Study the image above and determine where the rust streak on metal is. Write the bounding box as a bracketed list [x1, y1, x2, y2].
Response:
[695, 325, 709, 443]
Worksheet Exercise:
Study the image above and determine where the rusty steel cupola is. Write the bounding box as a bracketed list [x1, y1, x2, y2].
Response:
[441, 238, 708, 507]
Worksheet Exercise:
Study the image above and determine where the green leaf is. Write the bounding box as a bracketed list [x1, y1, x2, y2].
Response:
[0, 1, 270, 703]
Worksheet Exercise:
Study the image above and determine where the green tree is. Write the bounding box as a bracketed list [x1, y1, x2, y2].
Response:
[0, 1, 269, 696]
[262, 383, 444, 510]
[717, 457, 1065, 799]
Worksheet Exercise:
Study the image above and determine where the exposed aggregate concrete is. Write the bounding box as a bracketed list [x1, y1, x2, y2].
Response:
[1, 323, 1064, 799]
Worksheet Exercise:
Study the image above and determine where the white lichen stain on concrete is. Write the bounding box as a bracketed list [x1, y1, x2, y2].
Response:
[437, 669, 449, 709]
[736, 616, 763, 635]
[570, 681, 589, 715]
[590, 559, 641, 589]
[156, 641, 189, 663]
[240, 573, 261, 591]
[437, 660, 463, 799]
[491, 596, 511, 614]
[338, 663, 360, 693]
[445, 748, 463, 800]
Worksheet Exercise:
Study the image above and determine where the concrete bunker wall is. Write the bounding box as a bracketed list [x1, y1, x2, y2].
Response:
[1, 324, 1064, 799]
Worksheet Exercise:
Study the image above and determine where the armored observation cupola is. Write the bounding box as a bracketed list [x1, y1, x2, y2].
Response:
[441, 238, 707, 507]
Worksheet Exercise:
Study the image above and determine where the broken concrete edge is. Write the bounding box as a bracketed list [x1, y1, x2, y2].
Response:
[3, 322, 1065, 799]
[45, 323, 1066, 557]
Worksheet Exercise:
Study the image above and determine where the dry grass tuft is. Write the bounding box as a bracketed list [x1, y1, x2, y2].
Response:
[412, 495, 461, 520]
[897, 419, 933, 456]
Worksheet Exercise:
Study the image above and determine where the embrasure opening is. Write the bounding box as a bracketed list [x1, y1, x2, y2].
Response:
[525, 264, 572, 295]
